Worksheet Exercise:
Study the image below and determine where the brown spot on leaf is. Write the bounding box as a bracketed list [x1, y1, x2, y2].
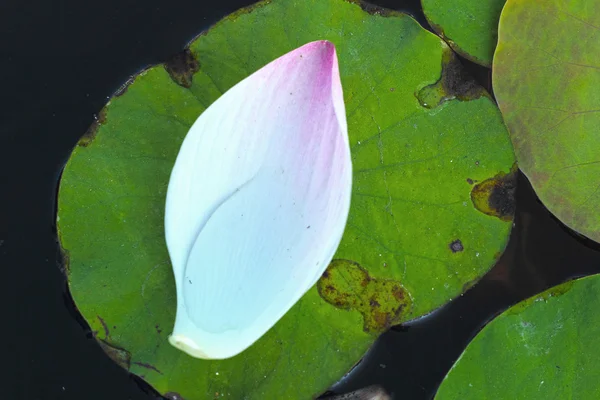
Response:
[372, 310, 391, 328]
[391, 285, 405, 301]
[317, 260, 412, 333]
[360, 274, 371, 287]
[96, 339, 131, 371]
[97, 315, 110, 337]
[471, 164, 518, 221]
[449, 239, 464, 253]
[440, 51, 483, 100]
[466, 178, 474, 185]
[164, 49, 200, 88]
[132, 361, 162, 375]
[78, 108, 107, 147]
[416, 47, 486, 109]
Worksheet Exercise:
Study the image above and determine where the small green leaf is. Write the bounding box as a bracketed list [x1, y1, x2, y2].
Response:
[58, 0, 515, 397]
[435, 275, 600, 399]
[494, 0, 600, 243]
[421, 0, 507, 66]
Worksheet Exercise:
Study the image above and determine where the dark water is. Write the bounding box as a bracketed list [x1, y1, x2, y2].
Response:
[2, 0, 599, 399]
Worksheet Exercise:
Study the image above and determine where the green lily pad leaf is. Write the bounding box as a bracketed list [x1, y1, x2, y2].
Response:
[57, 0, 514, 398]
[493, 0, 600, 243]
[493, 0, 600, 242]
[435, 275, 600, 399]
[421, 0, 506, 66]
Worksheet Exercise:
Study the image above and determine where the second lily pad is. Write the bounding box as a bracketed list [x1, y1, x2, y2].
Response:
[436, 275, 600, 399]
[493, 0, 600, 243]
[57, 0, 515, 398]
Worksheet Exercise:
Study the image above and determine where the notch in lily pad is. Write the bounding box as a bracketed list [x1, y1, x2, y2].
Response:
[470, 165, 517, 222]
[416, 47, 485, 109]
[165, 40, 353, 360]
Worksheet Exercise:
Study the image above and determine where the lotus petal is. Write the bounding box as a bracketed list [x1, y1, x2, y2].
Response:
[164, 40, 352, 359]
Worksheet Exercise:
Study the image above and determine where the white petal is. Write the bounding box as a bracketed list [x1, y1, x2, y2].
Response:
[165, 40, 351, 359]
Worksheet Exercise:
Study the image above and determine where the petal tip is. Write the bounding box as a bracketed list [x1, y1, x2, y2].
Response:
[298, 40, 335, 56]
[295, 40, 337, 60]
[309, 39, 335, 49]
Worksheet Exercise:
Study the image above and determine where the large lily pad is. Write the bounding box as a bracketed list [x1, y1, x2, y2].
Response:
[421, 0, 506, 66]
[57, 0, 515, 398]
[493, 0, 600, 243]
[435, 274, 600, 399]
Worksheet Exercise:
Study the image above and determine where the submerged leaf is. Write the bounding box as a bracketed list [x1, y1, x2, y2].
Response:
[165, 41, 352, 359]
